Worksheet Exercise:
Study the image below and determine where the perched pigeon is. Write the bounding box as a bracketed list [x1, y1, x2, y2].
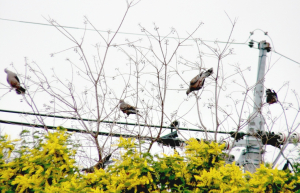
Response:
[170, 120, 180, 129]
[4, 69, 26, 95]
[186, 68, 213, 95]
[119, 99, 140, 116]
[266, 89, 278, 104]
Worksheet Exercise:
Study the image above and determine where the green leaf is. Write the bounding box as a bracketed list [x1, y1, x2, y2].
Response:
[20, 129, 30, 135]
[169, 174, 175, 180]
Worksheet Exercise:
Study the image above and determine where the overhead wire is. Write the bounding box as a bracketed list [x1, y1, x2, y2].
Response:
[0, 119, 151, 140]
[0, 109, 230, 134]
[1, 18, 299, 65]
[0, 18, 247, 45]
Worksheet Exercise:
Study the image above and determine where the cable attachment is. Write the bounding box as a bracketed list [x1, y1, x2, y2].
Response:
[258, 41, 271, 52]
[229, 131, 246, 142]
[278, 132, 288, 143]
[290, 132, 300, 143]
[248, 40, 254, 48]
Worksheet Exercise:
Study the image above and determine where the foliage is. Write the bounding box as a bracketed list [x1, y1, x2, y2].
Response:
[0, 129, 299, 192]
[0, 127, 80, 192]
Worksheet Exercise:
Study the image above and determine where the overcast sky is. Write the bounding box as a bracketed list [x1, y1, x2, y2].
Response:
[1, 0, 300, 166]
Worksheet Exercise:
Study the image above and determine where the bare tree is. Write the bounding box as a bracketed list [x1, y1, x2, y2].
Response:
[1, 4, 299, 170]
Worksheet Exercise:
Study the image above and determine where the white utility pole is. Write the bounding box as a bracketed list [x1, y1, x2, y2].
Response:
[229, 40, 299, 172]
[243, 40, 270, 172]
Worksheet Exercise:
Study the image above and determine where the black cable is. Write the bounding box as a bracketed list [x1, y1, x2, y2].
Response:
[0, 119, 152, 140]
[0, 109, 231, 134]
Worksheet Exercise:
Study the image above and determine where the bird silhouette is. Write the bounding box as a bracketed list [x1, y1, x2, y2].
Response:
[119, 100, 140, 116]
[5, 69, 26, 95]
[266, 89, 278, 104]
[186, 68, 213, 95]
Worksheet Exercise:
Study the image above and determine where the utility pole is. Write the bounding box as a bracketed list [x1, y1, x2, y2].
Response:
[244, 40, 270, 172]
[225, 40, 300, 172]
[232, 40, 271, 172]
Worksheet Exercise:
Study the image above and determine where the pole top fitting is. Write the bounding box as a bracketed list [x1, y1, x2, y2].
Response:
[258, 41, 271, 52]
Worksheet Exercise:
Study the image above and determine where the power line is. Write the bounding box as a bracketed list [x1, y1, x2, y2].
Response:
[0, 119, 151, 140]
[0, 109, 230, 134]
[1, 18, 299, 65]
[274, 51, 300, 65]
[0, 17, 243, 44]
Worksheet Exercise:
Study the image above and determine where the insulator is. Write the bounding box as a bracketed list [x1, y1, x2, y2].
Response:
[277, 132, 287, 143]
[248, 41, 254, 48]
[228, 154, 235, 162]
[222, 140, 232, 150]
[290, 133, 300, 143]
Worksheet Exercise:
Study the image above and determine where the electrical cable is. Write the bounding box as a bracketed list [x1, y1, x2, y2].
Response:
[0, 119, 152, 140]
[0, 109, 230, 134]
[1, 18, 299, 65]
[0, 18, 245, 45]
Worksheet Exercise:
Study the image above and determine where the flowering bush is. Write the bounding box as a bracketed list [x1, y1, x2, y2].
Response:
[0, 127, 80, 192]
[0, 128, 299, 192]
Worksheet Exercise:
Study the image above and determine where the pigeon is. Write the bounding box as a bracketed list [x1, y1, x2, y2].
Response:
[170, 120, 180, 132]
[170, 120, 180, 129]
[186, 68, 213, 95]
[119, 99, 140, 116]
[4, 69, 26, 95]
[266, 89, 278, 104]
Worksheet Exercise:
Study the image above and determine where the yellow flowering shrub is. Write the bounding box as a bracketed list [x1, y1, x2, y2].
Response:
[0, 134, 20, 166]
[0, 128, 299, 192]
[245, 164, 297, 193]
[0, 127, 84, 193]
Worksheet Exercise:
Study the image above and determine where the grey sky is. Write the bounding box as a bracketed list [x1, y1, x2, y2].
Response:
[1, 0, 300, 167]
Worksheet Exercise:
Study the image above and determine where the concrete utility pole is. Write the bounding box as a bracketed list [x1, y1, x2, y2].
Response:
[244, 40, 270, 172]
[227, 40, 299, 172]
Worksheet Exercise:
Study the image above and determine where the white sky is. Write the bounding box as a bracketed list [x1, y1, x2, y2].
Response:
[1, 0, 300, 167]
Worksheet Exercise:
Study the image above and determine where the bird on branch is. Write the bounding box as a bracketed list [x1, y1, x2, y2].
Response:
[119, 99, 141, 116]
[266, 89, 278, 104]
[186, 68, 213, 95]
[4, 68, 26, 95]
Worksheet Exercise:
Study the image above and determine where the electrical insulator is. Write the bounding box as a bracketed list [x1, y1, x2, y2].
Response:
[290, 133, 300, 143]
[228, 154, 235, 162]
[222, 140, 232, 150]
[248, 40, 254, 48]
[277, 132, 288, 143]
[264, 42, 271, 52]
